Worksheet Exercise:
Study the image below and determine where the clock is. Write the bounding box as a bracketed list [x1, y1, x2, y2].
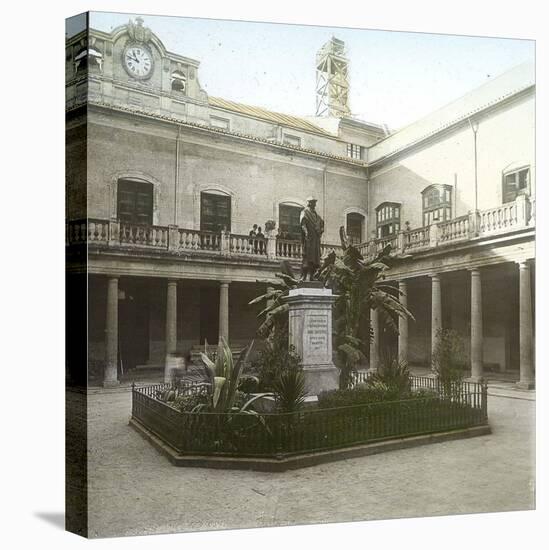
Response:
[123, 44, 154, 79]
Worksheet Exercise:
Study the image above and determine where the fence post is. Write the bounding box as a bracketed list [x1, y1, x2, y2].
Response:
[468, 210, 480, 237]
[515, 194, 528, 227]
[266, 230, 277, 260]
[220, 229, 231, 255]
[168, 225, 179, 251]
[108, 218, 120, 246]
[429, 221, 439, 248]
[397, 229, 406, 254]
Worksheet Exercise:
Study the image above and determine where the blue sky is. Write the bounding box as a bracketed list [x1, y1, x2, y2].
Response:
[87, 11, 534, 130]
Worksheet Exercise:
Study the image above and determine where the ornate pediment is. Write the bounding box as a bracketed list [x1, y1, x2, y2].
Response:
[127, 17, 152, 44]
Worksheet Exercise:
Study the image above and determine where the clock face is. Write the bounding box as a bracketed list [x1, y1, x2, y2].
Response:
[123, 45, 153, 79]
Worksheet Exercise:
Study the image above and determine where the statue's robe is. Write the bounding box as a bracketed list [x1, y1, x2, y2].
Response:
[300, 207, 324, 268]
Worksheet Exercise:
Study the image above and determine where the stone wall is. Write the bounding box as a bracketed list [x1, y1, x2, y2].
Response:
[368, 91, 535, 235]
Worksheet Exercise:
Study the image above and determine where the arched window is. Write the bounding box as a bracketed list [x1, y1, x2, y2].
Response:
[171, 71, 187, 93]
[278, 203, 303, 240]
[117, 179, 153, 225]
[74, 48, 88, 73]
[346, 212, 365, 244]
[375, 202, 401, 238]
[200, 190, 231, 232]
[502, 165, 530, 203]
[422, 184, 452, 226]
[74, 46, 103, 73]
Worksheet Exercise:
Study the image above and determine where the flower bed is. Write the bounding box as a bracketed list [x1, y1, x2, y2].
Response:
[131, 376, 488, 459]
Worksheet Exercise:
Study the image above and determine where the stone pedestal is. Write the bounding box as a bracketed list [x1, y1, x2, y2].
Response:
[284, 284, 339, 395]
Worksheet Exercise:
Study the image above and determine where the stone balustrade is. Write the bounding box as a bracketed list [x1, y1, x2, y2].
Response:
[438, 215, 469, 243]
[70, 194, 535, 262]
[277, 239, 302, 259]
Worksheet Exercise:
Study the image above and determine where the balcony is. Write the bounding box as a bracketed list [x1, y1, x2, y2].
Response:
[68, 195, 534, 264]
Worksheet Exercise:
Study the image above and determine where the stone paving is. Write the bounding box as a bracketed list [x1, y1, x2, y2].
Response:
[84, 388, 535, 538]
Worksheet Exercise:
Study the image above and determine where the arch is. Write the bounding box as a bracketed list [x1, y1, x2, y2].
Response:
[193, 184, 236, 232]
[109, 171, 162, 225]
[171, 70, 187, 93]
[273, 197, 305, 239]
[343, 207, 367, 244]
[502, 160, 531, 174]
[421, 184, 452, 226]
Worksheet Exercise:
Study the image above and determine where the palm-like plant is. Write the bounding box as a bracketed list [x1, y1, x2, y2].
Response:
[248, 260, 299, 340]
[273, 368, 307, 413]
[318, 227, 414, 388]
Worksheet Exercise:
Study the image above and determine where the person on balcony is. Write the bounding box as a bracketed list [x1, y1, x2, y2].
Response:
[300, 196, 324, 281]
[256, 226, 265, 254]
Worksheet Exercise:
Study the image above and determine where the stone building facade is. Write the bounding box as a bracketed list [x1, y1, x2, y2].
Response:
[66, 18, 535, 389]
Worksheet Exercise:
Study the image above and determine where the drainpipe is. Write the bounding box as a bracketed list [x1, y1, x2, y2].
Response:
[468, 118, 479, 214]
[453, 173, 458, 218]
[174, 125, 181, 226]
[322, 164, 328, 240]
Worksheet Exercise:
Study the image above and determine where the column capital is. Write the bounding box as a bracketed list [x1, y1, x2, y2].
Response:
[167, 278, 178, 286]
[429, 273, 441, 281]
[517, 259, 532, 270]
[469, 267, 482, 276]
[219, 281, 231, 287]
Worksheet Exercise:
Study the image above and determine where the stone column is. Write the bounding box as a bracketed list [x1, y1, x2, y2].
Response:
[517, 261, 535, 389]
[431, 273, 442, 372]
[398, 280, 409, 365]
[219, 282, 230, 344]
[164, 280, 178, 383]
[369, 307, 379, 372]
[104, 276, 119, 387]
[470, 268, 484, 381]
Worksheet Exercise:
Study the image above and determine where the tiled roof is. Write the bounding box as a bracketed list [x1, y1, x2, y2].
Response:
[208, 96, 335, 137]
[368, 62, 535, 163]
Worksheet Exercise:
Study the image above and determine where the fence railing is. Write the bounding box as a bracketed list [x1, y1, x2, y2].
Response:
[70, 195, 534, 260]
[231, 234, 267, 256]
[438, 215, 469, 243]
[131, 375, 488, 458]
[276, 238, 302, 259]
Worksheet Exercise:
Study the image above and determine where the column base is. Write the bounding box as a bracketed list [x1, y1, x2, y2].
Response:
[516, 380, 535, 390]
[103, 379, 120, 388]
[303, 364, 339, 396]
[466, 376, 484, 384]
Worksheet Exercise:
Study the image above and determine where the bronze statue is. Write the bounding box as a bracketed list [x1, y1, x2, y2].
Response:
[300, 196, 325, 281]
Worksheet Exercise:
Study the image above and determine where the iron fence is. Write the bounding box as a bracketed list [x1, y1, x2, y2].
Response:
[131, 375, 488, 458]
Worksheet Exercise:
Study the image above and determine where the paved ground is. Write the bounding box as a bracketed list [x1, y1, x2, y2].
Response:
[84, 388, 535, 538]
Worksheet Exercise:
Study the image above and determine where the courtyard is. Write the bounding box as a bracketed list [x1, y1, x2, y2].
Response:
[84, 384, 535, 538]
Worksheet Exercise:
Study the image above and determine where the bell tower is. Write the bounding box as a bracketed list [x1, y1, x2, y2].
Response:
[315, 37, 351, 117]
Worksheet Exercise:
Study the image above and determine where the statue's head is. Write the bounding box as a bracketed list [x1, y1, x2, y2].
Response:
[305, 196, 317, 208]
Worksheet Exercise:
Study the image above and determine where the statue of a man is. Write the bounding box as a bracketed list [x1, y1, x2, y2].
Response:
[300, 196, 325, 281]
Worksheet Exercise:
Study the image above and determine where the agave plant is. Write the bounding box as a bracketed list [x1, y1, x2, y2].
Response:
[199, 338, 273, 413]
[318, 226, 414, 389]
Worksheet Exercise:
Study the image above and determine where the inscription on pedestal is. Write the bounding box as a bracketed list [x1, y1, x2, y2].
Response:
[307, 315, 328, 354]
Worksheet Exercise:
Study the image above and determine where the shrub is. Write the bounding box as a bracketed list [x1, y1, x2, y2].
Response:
[432, 329, 467, 379]
[237, 375, 260, 394]
[318, 384, 401, 408]
[367, 356, 411, 397]
[251, 336, 302, 392]
[173, 393, 209, 412]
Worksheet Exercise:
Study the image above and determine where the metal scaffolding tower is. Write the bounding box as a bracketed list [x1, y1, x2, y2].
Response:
[315, 37, 351, 117]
